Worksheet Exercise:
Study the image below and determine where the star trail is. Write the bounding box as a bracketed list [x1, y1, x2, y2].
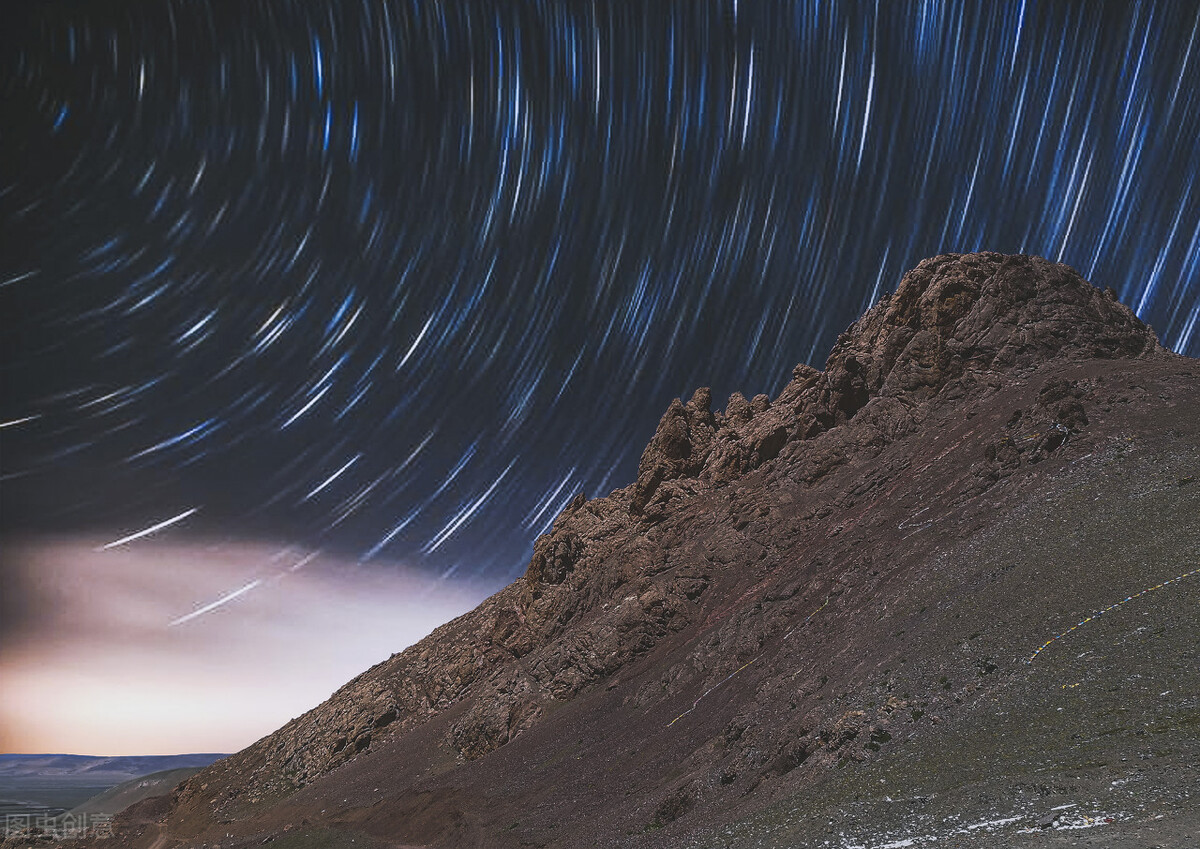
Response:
[3, 0, 1200, 588]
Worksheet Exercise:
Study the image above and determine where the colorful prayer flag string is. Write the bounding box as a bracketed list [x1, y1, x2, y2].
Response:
[1027, 566, 1200, 663]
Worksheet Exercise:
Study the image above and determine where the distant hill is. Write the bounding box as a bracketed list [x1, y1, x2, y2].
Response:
[66, 768, 206, 818]
[0, 754, 224, 823]
[0, 754, 224, 781]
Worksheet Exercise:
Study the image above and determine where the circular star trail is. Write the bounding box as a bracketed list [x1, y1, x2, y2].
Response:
[3, 0, 1199, 585]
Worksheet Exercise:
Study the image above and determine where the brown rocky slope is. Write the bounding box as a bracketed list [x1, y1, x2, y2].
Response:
[90, 253, 1200, 848]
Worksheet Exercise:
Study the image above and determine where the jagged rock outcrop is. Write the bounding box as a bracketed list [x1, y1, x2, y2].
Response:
[95, 254, 1200, 849]
[628, 252, 1158, 514]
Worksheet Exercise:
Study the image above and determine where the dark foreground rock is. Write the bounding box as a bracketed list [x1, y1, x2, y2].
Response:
[78, 254, 1200, 849]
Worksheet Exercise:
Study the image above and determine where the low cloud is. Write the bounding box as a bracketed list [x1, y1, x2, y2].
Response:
[0, 537, 488, 755]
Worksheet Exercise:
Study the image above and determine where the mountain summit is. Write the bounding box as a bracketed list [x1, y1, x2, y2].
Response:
[82, 254, 1199, 848]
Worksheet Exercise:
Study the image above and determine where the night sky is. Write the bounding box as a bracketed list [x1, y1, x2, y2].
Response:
[4, 0, 1200, 592]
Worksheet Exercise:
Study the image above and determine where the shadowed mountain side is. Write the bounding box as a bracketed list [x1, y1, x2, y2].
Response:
[81, 254, 1199, 848]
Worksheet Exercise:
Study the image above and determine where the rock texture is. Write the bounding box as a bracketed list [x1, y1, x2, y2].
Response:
[631, 252, 1157, 513]
[82, 254, 1200, 849]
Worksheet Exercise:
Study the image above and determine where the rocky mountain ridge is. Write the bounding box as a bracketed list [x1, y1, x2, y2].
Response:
[88, 252, 1199, 849]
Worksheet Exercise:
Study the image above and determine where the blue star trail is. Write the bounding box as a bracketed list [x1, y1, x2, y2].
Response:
[2, 0, 1199, 585]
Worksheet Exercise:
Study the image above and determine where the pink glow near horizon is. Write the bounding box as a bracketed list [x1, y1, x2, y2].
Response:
[0, 538, 488, 755]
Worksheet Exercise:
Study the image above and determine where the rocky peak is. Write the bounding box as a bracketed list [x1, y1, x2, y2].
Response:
[817, 251, 1159, 412]
[630, 253, 1162, 512]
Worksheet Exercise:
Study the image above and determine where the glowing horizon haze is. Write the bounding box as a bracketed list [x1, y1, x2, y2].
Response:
[0, 538, 485, 755]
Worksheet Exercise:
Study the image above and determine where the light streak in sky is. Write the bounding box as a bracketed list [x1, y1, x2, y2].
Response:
[169, 578, 263, 626]
[0, 416, 41, 429]
[97, 508, 200, 551]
